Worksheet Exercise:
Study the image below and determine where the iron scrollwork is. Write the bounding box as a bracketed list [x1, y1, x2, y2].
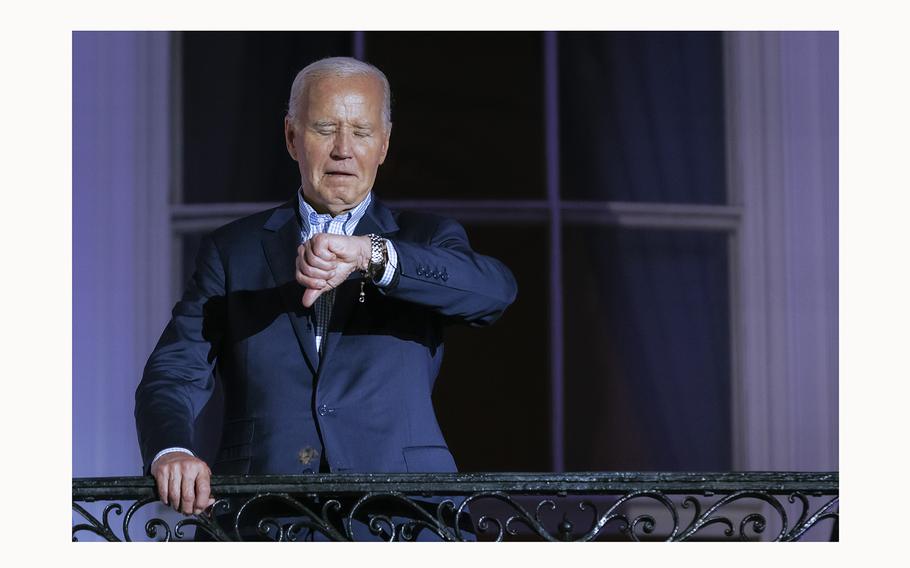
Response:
[72, 472, 838, 542]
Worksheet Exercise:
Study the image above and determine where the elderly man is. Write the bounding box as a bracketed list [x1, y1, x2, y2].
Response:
[134, 56, 517, 540]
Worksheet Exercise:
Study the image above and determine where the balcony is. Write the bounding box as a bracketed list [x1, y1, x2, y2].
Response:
[72, 472, 838, 542]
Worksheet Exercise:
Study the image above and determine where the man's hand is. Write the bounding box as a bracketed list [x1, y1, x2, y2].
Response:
[150, 453, 215, 515]
[296, 233, 372, 307]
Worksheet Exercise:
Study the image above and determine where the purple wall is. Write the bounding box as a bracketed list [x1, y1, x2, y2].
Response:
[73, 31, 171, 477]
[725, 31, 838, 471]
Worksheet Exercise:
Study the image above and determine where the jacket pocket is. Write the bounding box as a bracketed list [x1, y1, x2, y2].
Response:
[402, 445, 457, 473]
[215, 419, 255, 464]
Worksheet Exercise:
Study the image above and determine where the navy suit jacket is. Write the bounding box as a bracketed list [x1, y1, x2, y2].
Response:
[135, 195, 517, 478]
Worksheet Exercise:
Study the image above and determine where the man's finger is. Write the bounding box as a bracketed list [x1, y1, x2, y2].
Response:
[180, 472, 196, 515]
[194, 473, 212, 514]
[298, 274, 328, 291]
[304, 246, 337, 270]
[309, 235, 337, 261]
[300, 262, 335, 281]
[297, 246, 335, 272]
[169, 471, 181, 512]
[155, 469, 170, 507]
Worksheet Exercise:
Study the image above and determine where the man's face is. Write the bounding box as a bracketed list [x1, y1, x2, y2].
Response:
[284, 74, 391, 215]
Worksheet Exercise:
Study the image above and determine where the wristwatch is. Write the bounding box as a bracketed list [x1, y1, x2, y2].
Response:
[364, 233, 388, 280]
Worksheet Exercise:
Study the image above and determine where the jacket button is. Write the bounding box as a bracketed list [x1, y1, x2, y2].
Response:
[441, 273, 449, 281]
[416, 266, 424, 276]
[318, 404, 335, 416]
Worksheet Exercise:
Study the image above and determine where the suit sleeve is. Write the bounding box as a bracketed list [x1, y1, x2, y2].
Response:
[134, 234, 225, 474]
[381, 216, 517, 326]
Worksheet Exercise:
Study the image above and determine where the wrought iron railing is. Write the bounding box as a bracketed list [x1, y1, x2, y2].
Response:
[72, 472, 838, 542]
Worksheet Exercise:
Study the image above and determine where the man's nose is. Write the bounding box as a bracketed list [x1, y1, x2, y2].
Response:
[330, 129, 353, 159]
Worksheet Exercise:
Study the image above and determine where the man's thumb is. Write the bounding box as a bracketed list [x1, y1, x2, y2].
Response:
[302, 288, 322, 308]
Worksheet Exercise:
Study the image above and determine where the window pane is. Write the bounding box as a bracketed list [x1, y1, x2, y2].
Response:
[182, 31, 353, 204]
[559, 32, 727, 204]
[431, 223, 550, 472]
[366, 31, 545, 200]
[563, 227, 732, 471]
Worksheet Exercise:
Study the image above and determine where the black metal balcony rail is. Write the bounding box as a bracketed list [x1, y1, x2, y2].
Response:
[72, 472, 838, 542]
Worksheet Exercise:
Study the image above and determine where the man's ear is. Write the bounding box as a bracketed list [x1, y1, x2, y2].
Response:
[284, 116, 299, 161]
[378, 123, 392, 165]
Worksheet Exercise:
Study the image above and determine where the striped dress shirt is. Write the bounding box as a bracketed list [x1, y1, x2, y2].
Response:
[297, 190, 398, 353]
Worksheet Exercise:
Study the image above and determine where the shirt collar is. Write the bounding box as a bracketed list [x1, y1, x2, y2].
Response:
[297, 189, 373, 236]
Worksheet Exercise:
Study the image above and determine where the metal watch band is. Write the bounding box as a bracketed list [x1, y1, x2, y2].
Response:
[365, 233, 387, 280]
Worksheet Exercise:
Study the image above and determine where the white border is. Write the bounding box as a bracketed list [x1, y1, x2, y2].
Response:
[2, 0, 905, 564]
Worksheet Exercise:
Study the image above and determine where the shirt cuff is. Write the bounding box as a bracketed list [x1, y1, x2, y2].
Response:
[374, 239, 398, 288]
[152, 447, 195, 465]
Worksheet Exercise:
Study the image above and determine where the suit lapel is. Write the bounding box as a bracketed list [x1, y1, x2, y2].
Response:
[318, 198, 400, 371]
[262, 198, 320, 375]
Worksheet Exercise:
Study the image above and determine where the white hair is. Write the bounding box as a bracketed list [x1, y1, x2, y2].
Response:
[286, 56, 392, 131]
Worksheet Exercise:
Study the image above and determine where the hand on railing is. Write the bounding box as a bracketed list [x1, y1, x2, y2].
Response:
[151, 453, 216, 515]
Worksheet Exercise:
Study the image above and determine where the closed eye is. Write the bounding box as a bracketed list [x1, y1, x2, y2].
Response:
[311, 121, 337, 135]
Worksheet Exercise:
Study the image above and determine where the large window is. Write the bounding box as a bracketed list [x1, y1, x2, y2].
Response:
[173, 31, 734, 472]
